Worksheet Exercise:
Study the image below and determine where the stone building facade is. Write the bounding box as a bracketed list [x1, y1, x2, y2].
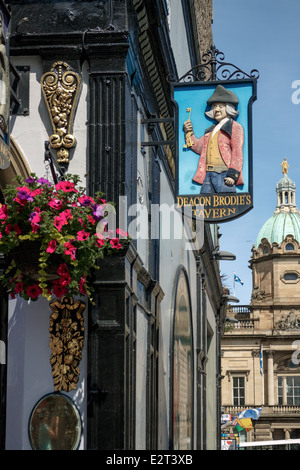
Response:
[221, 164, 300, 442]
[0, 0, 227, 451]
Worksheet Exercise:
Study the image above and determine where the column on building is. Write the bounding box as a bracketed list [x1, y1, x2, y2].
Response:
[267, 350, 275, 406]
[251, 349, 263, 405]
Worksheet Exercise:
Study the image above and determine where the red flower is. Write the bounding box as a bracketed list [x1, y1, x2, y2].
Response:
[5, 224, 21, 235]
[26, 284, 42, 299]
[58, 275, 71, 287]
[15, 282, 24, 293]
[52, 283, 68, 298]
[57, 263, 69, 277]
[79, 276, 87, 295]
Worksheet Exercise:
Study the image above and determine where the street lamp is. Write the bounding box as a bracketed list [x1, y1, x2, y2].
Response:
[212, 250, 236, 261]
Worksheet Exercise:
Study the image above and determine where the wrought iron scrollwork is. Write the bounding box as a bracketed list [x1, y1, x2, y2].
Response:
[167, 44, 259, 83]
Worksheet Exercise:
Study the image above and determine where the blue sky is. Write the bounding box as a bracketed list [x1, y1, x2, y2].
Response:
[212, 0, 300, 304]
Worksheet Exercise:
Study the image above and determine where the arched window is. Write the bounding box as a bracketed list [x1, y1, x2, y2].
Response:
[285, 243, 295, 251]
[172, 267, 193, 450]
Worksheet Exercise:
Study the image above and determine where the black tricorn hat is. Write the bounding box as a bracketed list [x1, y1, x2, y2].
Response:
[207, 85, 239, 105]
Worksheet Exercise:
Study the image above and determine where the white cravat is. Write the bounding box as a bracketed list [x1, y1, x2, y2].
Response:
[212, 117, 229, 137]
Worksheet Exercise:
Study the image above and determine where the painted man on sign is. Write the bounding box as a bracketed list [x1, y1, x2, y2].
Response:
[183, 85, 244, 194]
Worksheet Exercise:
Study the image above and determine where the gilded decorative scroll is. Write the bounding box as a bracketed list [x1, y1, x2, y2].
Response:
[49, 296, 85, 392]
[41, 62, 81, 165]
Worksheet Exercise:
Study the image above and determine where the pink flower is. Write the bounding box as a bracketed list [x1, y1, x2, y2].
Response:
[26, 284, 42, 299]
[77, 230, 90, 241]
[116, 228, 129, 238]
[78, 195, 95, 206]
[55, 181, 78, 193]
[62, 209, 72, 220]
[96, 238, 105, 247]
[110, 238, 122, 250]
[49, 198, 63, 210]
[31, 188, 43, 197]
[29, 210, 42, 233]
[53, 216, 65, 232]
[46, 240, 57, 253]
[64, 242, 77, 260]
[14, 187, 33, 205]
[0, 204, 8, 220]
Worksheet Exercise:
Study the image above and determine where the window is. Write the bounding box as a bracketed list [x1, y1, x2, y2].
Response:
[233, 376, 245, 406]
[286, 243, 295, 251]
[283, 273, 298, 281]
[262, 246, 269, 255]
[172, 268, 193, 450]
[278, 376, 300, 405]
[281, 271, 300, 284]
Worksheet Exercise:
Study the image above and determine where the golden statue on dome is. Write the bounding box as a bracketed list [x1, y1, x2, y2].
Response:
[281, 157, 289, 175]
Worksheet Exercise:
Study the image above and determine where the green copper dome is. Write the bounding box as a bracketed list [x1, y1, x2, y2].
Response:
[255, 164, 300, 248]
[255, 211, 300, 247]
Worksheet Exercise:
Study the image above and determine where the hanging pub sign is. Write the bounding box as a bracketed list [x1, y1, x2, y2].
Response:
[170, 47, 258, 223]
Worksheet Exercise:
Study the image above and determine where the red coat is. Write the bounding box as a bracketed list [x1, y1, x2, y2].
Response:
[188, 119, 244, 186]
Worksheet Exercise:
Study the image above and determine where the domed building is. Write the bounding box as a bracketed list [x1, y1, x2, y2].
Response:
[221, 161, 300, 446]
[251, 164, 300, 308]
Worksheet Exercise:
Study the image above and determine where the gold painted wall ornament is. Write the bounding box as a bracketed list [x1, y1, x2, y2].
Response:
[41, 62, 81, 166]
[49, 296, 85, 392]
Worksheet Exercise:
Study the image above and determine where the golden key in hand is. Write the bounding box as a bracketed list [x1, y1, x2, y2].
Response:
[183, 107, 193, 148]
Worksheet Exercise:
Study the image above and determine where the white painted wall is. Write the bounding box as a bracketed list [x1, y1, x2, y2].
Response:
[5, 295, 88, 450]
[10, 56, 88, 184]
[5, 57, 89, 450]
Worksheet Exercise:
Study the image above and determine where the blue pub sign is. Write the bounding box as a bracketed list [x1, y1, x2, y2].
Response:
[172, 77, 257, 223]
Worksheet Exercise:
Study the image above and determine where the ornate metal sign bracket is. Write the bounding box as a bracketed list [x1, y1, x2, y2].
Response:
[41, 61, 82, 171]
[167, 44, 259, 83]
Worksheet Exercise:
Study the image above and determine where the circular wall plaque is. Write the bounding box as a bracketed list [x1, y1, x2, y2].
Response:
[28, 393, 82, 450]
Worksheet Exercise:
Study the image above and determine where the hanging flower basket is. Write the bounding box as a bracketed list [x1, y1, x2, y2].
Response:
[9, 240, 62, 281]
[0, 173, 130, 302]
